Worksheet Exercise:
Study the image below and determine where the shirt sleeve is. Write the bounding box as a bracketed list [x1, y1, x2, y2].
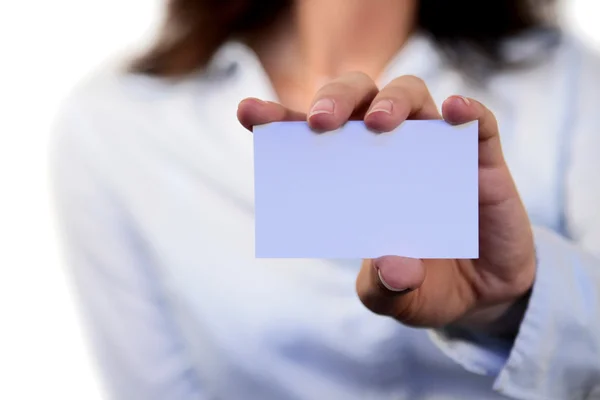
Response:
[428, 43, 600, 400]
[51, 102, 204, 400]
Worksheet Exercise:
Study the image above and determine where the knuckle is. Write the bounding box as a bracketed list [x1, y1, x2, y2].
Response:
[383, 75, 430, 103]
[485, 105, 499, 124]
[472, 99, 493, 116]
[356, 278, 424, 325]
[317, 77, 378, 110]
[356, 289, 392, 316]
[400, 74, 427, 89]
[475, 101, 500, 130]
[343, 70, 372, 82]
[333, 71, 376, 94]
[321, 80, 354, 94]
[407, 74, 426, 85]
[314, 81, 354, 105]
[391, 293, 426, 327]
[384, 85, 413, 103]
[356, 279, 394, 317]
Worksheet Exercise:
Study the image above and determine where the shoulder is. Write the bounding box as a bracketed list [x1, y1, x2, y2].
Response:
[55, 41, 245, 127]
[564, 36, 600, 108]
[520, 34, 600, 171]
[565, 34, 600, 78]
[497, 32, 600, 104]
[50, 59, 193, 190]
[484, 32, 600, 136]
[54, 60, 185, 133]
[51, 58, 203, 162]
[545, 35, 600, 133]
[548, 33, 600, 95]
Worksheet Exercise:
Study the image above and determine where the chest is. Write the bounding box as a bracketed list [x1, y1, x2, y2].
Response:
[108, 69, 569, 397]
[118, 68, 569, 333]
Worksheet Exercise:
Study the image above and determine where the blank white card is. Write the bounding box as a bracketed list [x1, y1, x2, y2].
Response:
[253, 120, 478, 259]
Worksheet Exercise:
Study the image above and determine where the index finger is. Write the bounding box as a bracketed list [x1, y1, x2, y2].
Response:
[306, 71, 379, 131]
[237, 98, 306, 132]
[364, 75, 441, 132]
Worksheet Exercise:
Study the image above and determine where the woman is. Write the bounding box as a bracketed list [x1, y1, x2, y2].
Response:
[52, 0, 600, 399]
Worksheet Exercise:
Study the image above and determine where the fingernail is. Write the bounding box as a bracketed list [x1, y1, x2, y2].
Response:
[249, 97, 267, 105]
[368, 99, 393, 116]
[458, 96, 470, 106]
[309, 98, 335, 117]
[377, 269, 408, 292]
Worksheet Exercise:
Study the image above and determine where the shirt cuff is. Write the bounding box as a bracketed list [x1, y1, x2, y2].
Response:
[428, 226, 600, 400]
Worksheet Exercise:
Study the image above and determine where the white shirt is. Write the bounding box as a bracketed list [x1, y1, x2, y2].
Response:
[52, 32, 600, 400]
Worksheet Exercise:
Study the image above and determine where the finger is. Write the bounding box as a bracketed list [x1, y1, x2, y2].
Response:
[364, 75, 441, 132]
[307, 71, 379, 131]
[441, 96, 504, 168]
[356, 257, 477, 327]
[356, 257, 425, 318]
[237, 98, 306, 132]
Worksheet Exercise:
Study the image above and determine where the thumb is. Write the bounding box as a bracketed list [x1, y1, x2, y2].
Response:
[356, 257, 475, 327]
[356, 256, 424, 321]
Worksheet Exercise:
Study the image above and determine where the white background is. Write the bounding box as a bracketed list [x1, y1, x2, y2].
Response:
[0, 1, 598, 399]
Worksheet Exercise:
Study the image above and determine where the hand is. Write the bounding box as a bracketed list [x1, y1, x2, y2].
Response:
[237, 72, 536, 337]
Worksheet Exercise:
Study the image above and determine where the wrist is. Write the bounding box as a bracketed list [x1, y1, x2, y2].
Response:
[483, 288, 533, 340]
[463, 247, 538, 339]
[452, 281, 534, 340]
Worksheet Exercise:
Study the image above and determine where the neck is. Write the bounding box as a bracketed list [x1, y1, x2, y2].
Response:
[251, 0, 416, 111]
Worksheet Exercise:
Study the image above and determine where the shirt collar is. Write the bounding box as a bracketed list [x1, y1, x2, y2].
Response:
[206, 32, 442, 101]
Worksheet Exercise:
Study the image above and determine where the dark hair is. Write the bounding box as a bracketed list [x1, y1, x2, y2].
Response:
[131, 0, 558, 78]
